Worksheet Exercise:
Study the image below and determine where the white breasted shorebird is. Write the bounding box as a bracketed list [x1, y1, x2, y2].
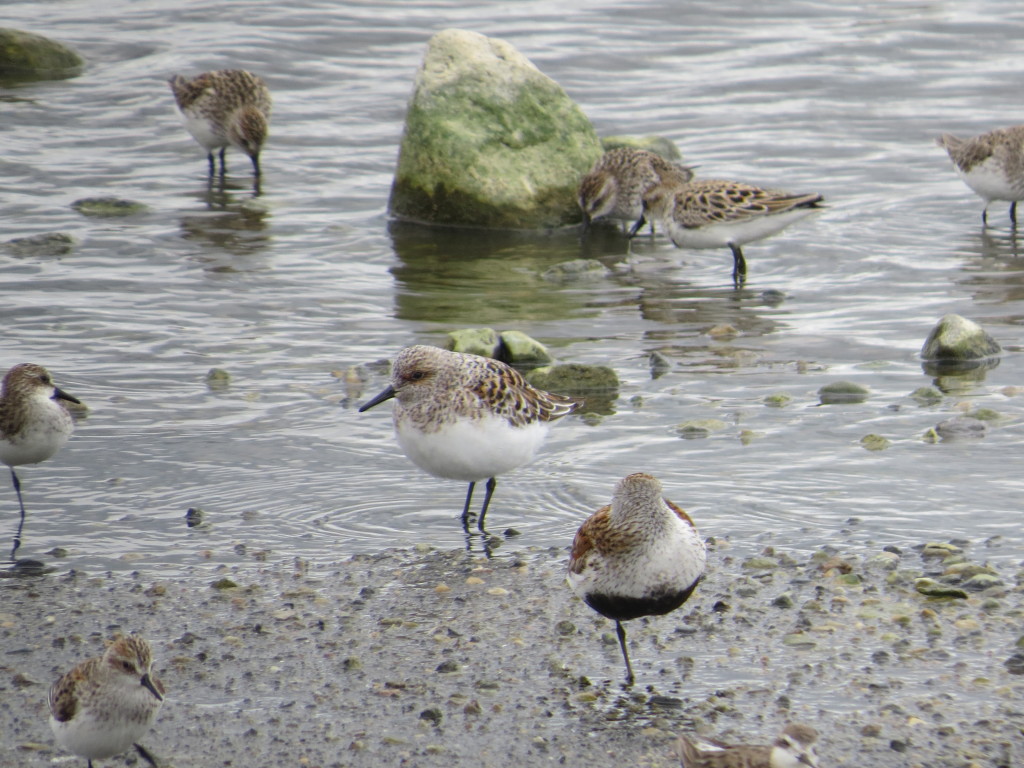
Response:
[568, 472, 706, 684]
[168, 69, 272, 181]
[937, 126, 1024, 226]
[641, 178, 824, 286]
[676, 723, 821, 768]
[578, 147, 695, 235]
[0, 363, 80, 560]
[49, 634, 165, 768]
[358, 345, 579, 531]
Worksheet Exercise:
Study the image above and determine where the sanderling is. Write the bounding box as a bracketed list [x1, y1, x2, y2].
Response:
[578, 147, 695, 235]
[568, 472, 706, 685]
[676, 723, 821, 768]
[937, 126, 1024, 225]
[0, 363, 79, 560]
[641, 178, 824, 286]
[49, 634, 165, 768]
[358, 345, 579, 531]
[168, 69, 271, 180]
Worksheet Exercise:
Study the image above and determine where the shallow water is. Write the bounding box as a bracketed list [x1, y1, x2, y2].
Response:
[2, 0, 1024, 578]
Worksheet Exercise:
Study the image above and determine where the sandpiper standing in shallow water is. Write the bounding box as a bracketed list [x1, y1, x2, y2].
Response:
[168, 69, 271, 182]
[578, 147, 695, 236]
[358, 345, 579, 531]
[49, 634, 165, 768]
[568, 472, 706, 684]
[0, 363, 79, 560]
[641, 178, 824, 287]
[936, 126, 1024, 226]
[676, 723, 821, 768]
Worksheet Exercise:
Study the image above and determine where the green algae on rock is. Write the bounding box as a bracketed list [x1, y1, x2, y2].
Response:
[525, 363, 618, 394]
[4, 232, 75, 257]
[860, 434, 891, 451]
[498, 330, 553, 366]
[0, 28, 83, 80]
[445, 328, 501, 358]
[444, 329, 553, 366]
[388, 29, 603, 229]
[72, 197, 149, 217]
[541, 259, 610, 283]
[921, 314, 1001, 364]
[818, 380, 870, 404]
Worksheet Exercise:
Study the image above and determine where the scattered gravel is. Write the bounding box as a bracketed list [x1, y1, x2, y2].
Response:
[1, 533, 1021, 768]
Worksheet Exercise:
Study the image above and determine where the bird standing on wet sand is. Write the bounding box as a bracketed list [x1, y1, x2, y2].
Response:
[676, 723, 821, 768]
[568, 472, 706, 684]
[641, 178, 824, 287]
[49, 634, 165, 768]
[578, 147, 695, 235]
[358, 345, 579, 531]
[936, 126, 1024, 226]
[0, 363, 80, 560]
[168, 69, 272, 180]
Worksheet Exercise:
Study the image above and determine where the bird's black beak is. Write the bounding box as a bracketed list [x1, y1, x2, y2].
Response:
[140, 673, 164, 702]
[53, 388, 80, 405]
[358, 385, 396, 412]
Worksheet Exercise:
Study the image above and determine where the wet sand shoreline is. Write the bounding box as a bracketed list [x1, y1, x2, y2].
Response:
[1, 533, 1020, 768]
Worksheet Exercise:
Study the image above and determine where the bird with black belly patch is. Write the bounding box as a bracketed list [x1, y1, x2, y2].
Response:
[568, 472, 706, 684]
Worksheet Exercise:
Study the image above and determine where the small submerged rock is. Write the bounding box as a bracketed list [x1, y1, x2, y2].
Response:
[526, 363, 618, 394]
[818, 381, 870, 404]
[541, 259, 610, 283]
[648, 351, 672, 379]
[675, 419, 728, 439]
[860, 434, 891, 451]
[935, 415, 987, 440]
[909, 386, 943, 405]
[205, 368, 231, 389]
[72, 197, 149, 217]
[4, 232, 75, 257]
[0, 28, 83, 80]
[914, 578, 968, 599]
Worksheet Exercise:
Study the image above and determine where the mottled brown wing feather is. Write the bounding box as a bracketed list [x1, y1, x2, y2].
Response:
[568, 505, 610, 574]
[679, 181, 822, 226]
[665, 498, 697, 528]
[48, 660, 94, 723]
[473, 359, 580, 427]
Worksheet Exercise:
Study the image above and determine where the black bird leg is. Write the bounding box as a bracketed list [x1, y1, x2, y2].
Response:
[476, 477, 497, 532]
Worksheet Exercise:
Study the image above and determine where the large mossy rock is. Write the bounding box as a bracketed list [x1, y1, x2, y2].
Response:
[0, 28, 83, 80]
[921, 314, 1001, 362]
[388, 29, 603, 229]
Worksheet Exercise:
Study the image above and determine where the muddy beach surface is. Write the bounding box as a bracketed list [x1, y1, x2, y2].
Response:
[1, 530, 1021, 768]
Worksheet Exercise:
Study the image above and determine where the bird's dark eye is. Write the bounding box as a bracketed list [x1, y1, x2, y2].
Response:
[120, 660, 135, 674]
[407, 371, 426, 381]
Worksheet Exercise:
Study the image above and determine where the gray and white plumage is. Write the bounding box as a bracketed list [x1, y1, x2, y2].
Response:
[642, 178, 824, 286]
[568, 472, 706, 684]
[937, 126, 1024, 225]
[358, 345, 579, 530]
[168, 69, 272, 179]
[49, 634, 165, 768]
[0, 363, 79, 559]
